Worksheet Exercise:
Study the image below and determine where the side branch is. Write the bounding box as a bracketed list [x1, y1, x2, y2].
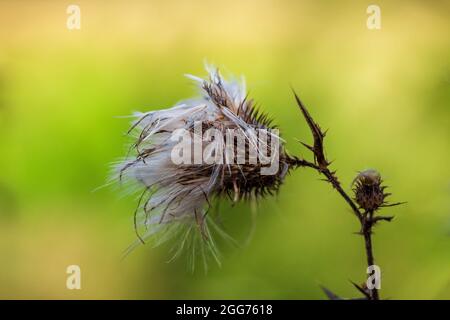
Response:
[291, 91, 362, 222]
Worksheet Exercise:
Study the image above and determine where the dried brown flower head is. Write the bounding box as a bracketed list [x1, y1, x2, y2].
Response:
[352, 169, 387, 211]
[115, 65, 296, 265]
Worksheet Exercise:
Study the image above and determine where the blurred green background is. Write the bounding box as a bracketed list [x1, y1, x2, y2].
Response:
[0, 0, 449, 299]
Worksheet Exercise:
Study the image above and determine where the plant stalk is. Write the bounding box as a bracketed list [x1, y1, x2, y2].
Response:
[362, 210, 379, 300]
[292, 90, 384, 300]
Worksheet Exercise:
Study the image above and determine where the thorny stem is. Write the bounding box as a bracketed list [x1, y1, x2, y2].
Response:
[292, 90, 387, 300]
[362, 210, 379, 300]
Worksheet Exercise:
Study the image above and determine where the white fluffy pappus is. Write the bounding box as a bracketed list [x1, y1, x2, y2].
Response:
[114, 65, 294, 270]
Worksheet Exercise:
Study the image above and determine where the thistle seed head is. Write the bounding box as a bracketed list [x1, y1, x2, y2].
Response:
[115, 65, 295, 261]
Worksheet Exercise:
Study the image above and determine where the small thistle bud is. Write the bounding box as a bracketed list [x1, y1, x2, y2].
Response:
[352, 169, 386, 211]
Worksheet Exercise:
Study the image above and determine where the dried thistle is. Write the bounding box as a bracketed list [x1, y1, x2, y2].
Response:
[114, 65, 404, 298]
[353, 169, 385, 212]
[115, 65, 295, 268]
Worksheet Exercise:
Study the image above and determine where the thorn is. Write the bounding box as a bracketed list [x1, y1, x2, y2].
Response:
[300, 141, 314, 152]
[350, 281, 371, 299]
[381, 202, 406, 208]
[320, 285, 343, 300]
[372, 215, 395, 223]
